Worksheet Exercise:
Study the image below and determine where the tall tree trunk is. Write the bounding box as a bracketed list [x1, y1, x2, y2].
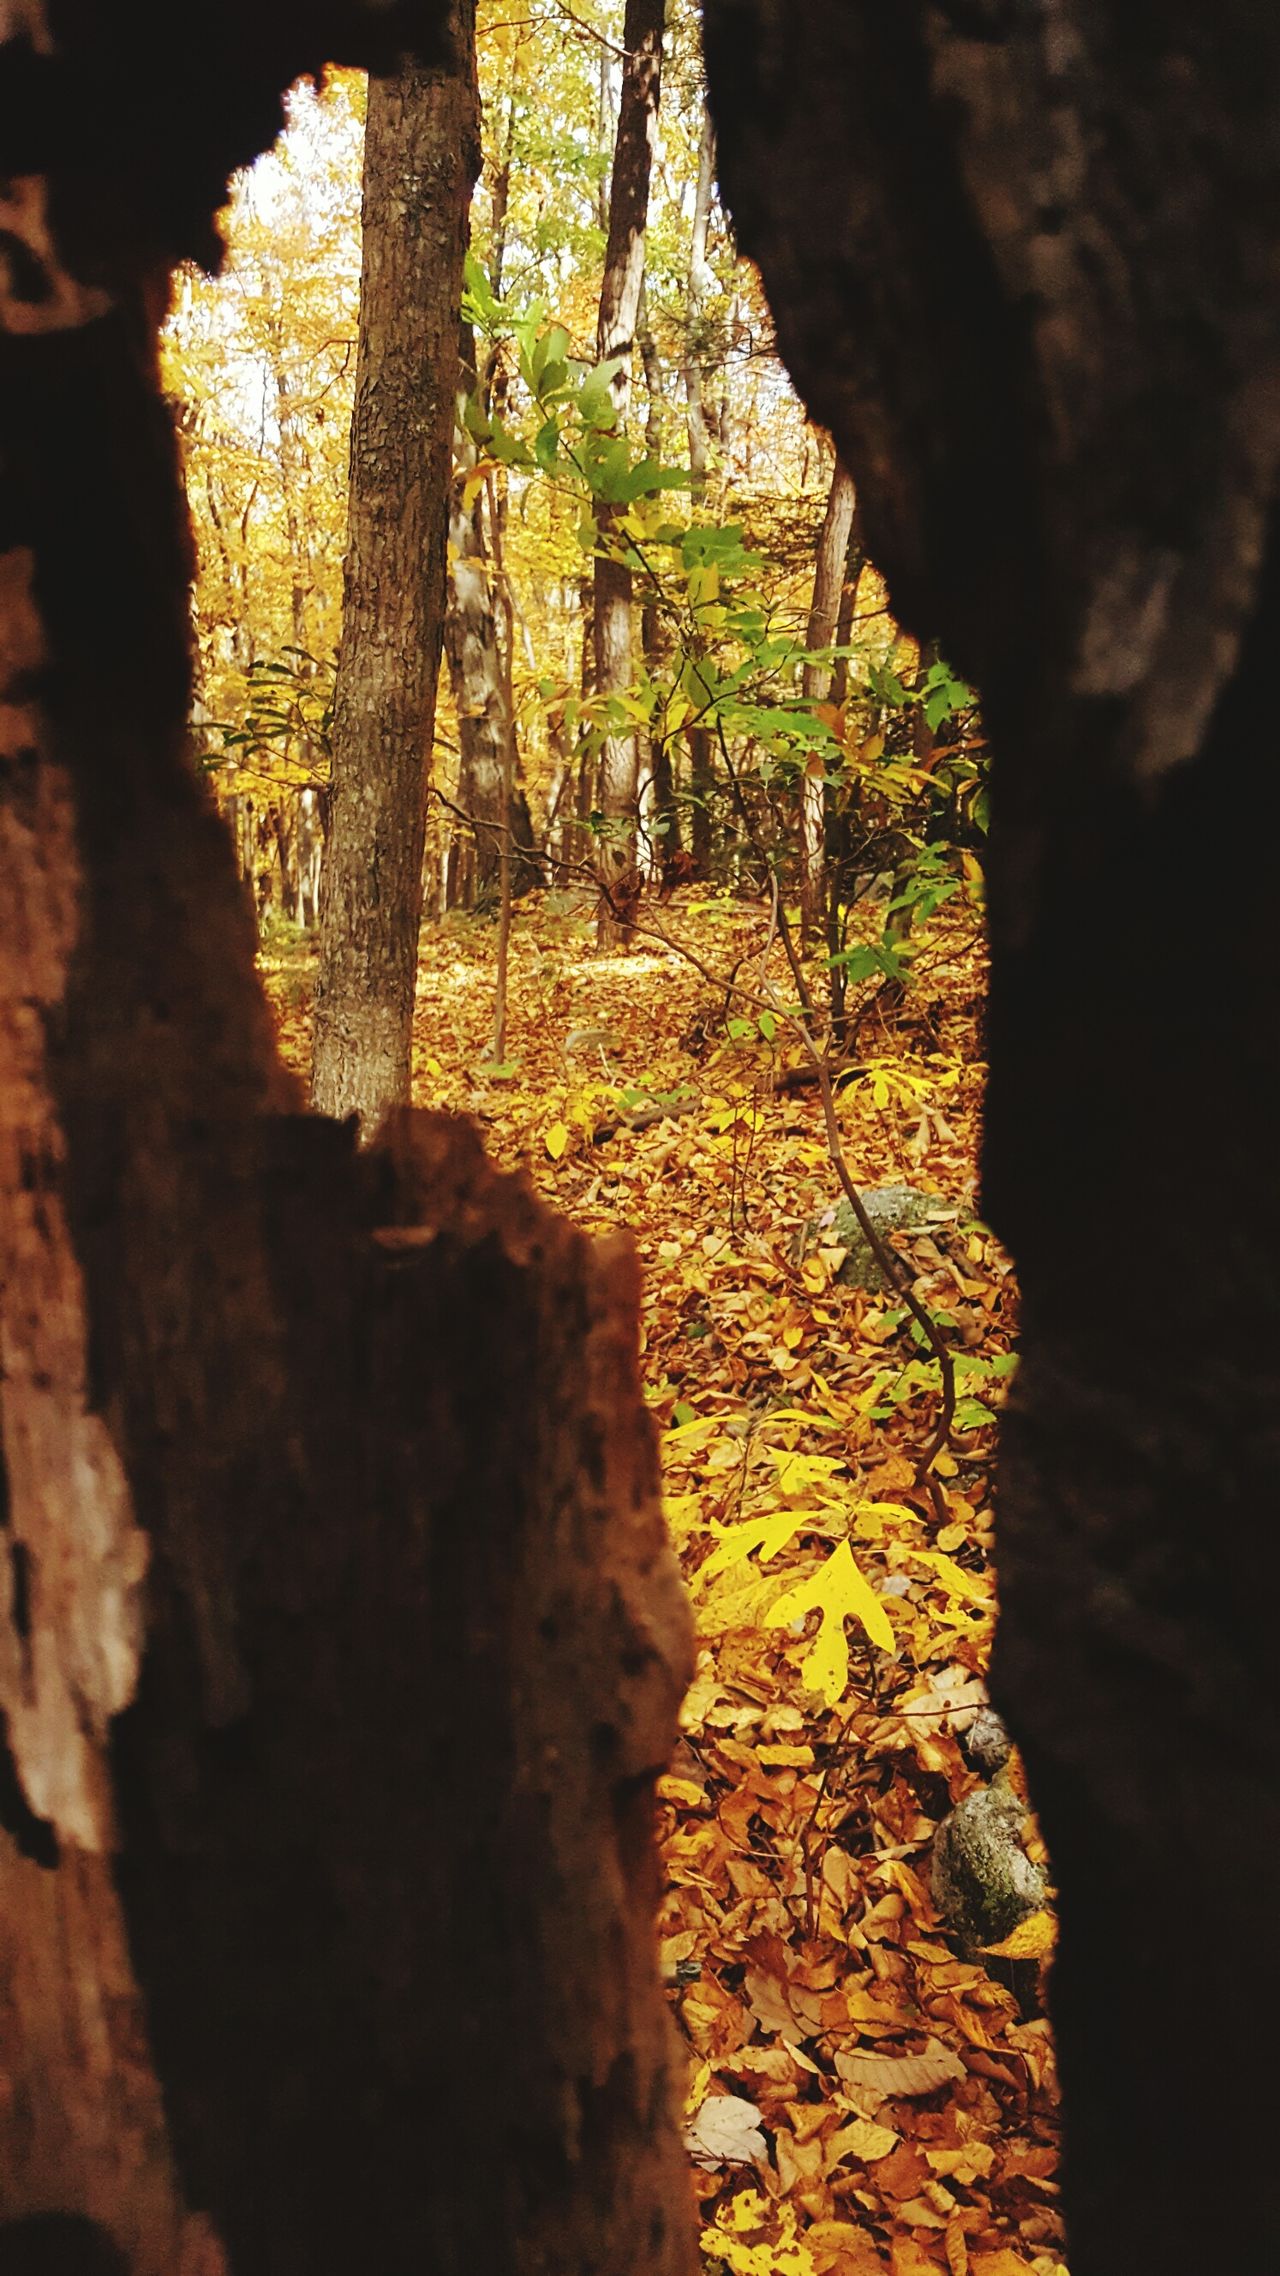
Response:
[592, 0, 665, 945]
[636, 291, 678, 878]
[682, 107, 715, 507]
[682, 107, 717, 880]
[0, 8, 696, 2273]
[706, 7, 1280, 2273]
[444, 483, 510, 904]
[311, 25, 478, 1127]
[799, 460, 857, 943]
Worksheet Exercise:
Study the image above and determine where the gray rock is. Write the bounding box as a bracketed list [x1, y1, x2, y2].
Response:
[931, 1767, 1048, 1954]
[963, 1705, 1014, 1778]
[802, 1185, 954, 1291]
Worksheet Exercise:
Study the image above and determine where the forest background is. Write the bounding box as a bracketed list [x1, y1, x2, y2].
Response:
[164, 6, 1059, 2273]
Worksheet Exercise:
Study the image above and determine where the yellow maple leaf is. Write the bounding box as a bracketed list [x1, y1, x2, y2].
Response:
[766, 1541, 895, 1701]
[698, 1509, 816, 1584]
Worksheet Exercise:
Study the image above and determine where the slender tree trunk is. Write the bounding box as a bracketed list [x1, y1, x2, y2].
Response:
[311, 25, 478, 1127]
[683, 108, 715, 507]
[636, 292, 678, 878]
[682, 108, 717, 880]
[444, 486, 509, 904]
[592, 0, 665, 945]
[800, 461, 857, 942]
[707, 7, 1280, 2272]
[0, 8, 696, 2273]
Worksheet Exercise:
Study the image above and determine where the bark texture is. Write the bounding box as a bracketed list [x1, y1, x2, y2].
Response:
[592, 0, 665, 940]
[311, 25, 479, 1125]
[0, 7, 696, 2272]
[704, 7, 1280, 2273]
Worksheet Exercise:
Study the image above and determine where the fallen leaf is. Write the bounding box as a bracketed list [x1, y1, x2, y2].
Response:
[889, 2241, 944, 2276]
[685, 2092, 770, 2171]
[835, 2041, 967, 2106]
[829, 2119, 900, 2165]
[926, 2146, 996, 2186]
[981, 1912, 1057, 1961]
[766, 1540, 896, 1700]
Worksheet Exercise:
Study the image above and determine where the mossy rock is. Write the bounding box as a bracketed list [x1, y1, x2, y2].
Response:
[802, 1185, 953, 1291]
[931, 1770, 1048, 1955]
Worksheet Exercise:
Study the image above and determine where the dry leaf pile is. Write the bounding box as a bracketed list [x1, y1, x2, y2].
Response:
[260, 890, 1064, 2276]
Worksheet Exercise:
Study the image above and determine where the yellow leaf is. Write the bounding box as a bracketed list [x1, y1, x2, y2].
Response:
[926, 2144, 996, 2184]
[657, 1774, 706, 1807]
[684, 2057, 713, 2119]
[912, 1548, 992, 1606]
[769, 1448, 845, 1497]
[545, 1121, 569, 1160]
[699, 1509, 814, 1583]
[981, 1909, 1057, 1961]
[766, 1540, 896, 1702]
[829, 2118, 899, 2163]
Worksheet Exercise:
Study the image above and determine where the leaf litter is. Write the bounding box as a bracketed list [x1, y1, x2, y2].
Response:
[261, 890, 1064, 2276]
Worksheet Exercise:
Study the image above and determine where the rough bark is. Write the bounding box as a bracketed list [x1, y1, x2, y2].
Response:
[592, 0, 665, 943]
[799, 461, 857, 941]
[0, 7, 696, 2272]
[704, 7, 1280, 2273]
[311, 27, 478, 1125]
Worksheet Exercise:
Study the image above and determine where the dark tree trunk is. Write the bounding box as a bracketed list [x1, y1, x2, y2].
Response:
[592, 0, 665, 944]
[311, 25, 478, 1126]
[705, 8, 1280, 2274]
[0, 9, 696, 2273]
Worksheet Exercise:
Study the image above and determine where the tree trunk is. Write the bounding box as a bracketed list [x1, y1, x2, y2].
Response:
[592, 0, 665, 945]
[799, 460, 857, 943]
[311, 26, 478, 1127]
[636, 293, 678, 879]
[683, 107, 717, 881]
[0, 10, 696, 2273]
[682, 107, 715, 507]
[705, 7, 1280, 2272]
[444, 484, 510, 905]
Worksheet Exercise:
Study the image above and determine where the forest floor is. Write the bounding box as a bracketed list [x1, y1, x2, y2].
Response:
[262, 890, 1064, 2276]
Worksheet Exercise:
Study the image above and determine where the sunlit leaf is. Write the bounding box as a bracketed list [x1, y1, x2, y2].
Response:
[765, 1540, 896, 1700]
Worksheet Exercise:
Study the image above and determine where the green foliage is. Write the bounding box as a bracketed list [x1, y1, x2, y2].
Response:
[211, 648, 335, 787]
